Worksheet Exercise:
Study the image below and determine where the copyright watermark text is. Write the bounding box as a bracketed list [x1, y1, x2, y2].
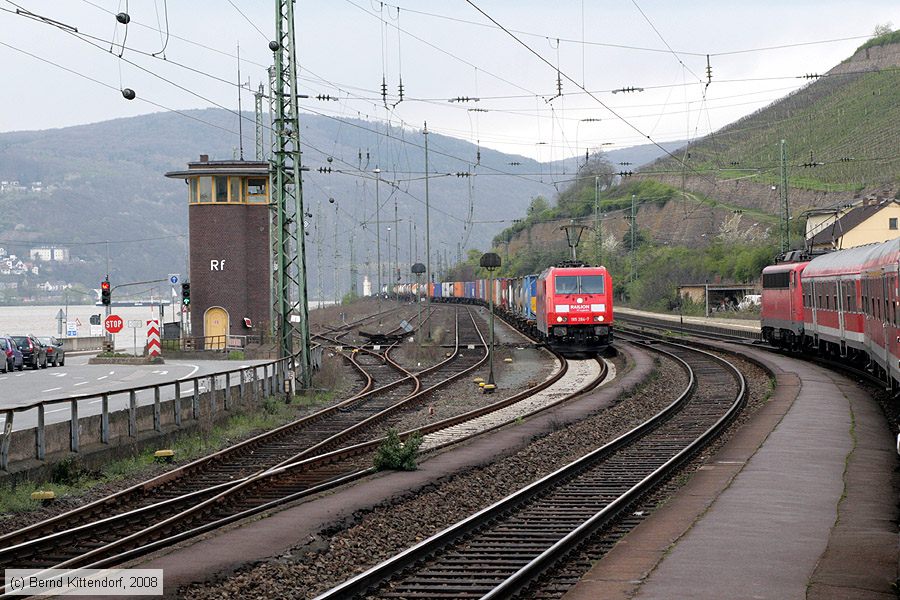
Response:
[5, 569, 163, 596]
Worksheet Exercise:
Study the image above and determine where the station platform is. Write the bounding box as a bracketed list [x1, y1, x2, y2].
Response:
[564, 342, 897, 599]
[615, 305, 760, 333]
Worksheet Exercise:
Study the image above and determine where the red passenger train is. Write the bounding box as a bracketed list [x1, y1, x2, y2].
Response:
[761, 238, 900, 386]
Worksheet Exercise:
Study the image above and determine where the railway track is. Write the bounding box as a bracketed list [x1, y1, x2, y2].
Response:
[0, 307, 489, 586]
[314, 332, 746, 599]
[0, 304, 613, 593]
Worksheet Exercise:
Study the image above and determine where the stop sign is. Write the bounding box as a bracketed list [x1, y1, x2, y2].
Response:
[104, 314, 124, 334]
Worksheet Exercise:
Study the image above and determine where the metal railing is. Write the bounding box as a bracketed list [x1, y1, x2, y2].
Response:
[160, 334, 263, 352]
[0, 357, 289, 472]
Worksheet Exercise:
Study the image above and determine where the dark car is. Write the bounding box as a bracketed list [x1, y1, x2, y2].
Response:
[38, 336, 65, 367]
[10, 335, 47, 370]
[0, 336, 23, 372]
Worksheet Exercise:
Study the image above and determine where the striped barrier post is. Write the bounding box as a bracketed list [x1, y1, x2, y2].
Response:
[147, 319, 161, 357]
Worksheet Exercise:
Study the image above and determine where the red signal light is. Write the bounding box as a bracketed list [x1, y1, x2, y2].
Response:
[101, 281, 110, 291]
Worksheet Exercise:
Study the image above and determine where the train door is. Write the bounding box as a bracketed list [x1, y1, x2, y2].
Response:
[837, 279, 846, 356]
[882, 263, 897, 388]
[810, 278, 819, 347]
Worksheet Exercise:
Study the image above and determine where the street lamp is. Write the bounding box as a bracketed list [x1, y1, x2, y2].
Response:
[480, 252, 501, 392]
[411, 262, 426, 353]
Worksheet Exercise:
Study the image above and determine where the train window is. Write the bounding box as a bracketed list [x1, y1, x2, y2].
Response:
[763, 272, 790, 289]
[580, 275, 605, 294]
[847, 296, 852, 312]
[891, 217, 898, 230]
[555, 276, 578, 294]
[833, 295, 837, 309]
[825, 295, 830, 309]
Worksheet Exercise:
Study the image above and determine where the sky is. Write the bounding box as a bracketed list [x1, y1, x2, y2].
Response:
[0, 1, 898, 162]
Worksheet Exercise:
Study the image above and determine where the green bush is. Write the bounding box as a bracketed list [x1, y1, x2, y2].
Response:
[374, 429, 423, 471]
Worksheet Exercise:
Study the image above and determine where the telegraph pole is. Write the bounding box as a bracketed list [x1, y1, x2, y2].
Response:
[630, 193, 636, 283]
[394, 197, 399, 297]
[374, 167, 382, 299]
[424, 123, 432, 339]
[780, 139, 790, 253]
[254, 83, 264, 160]
[271, 0, 312, 389]
[594, 176, 602, 265]
[333, 200, 339, 305]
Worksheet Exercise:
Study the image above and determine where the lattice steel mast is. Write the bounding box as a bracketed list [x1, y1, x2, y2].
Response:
[271, 0, 311, 388]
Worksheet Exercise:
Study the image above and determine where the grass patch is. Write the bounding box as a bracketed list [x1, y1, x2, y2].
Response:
[0, 390, 336, 515]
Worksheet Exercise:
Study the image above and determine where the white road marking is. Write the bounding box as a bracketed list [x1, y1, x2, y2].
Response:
[89, 399, 102, 404]
[46, 408, 68, 414]
[73, 381, 89, 386]
[108, 371, 115, 375]
[42, 387, 62, 393]
[52, 373, 67, 378]
[0, 377, 6, 381]
[97, 376, 108, 381]
[178, 364, 201, 380]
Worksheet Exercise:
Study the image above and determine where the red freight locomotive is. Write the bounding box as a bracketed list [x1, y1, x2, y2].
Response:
[535, 263, 614, 354]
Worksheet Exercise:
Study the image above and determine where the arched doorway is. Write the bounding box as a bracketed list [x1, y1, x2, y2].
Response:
[204, 306, 229, 350]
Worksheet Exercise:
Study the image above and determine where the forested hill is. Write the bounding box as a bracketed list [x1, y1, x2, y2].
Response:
[0, 109, 555, 293]
[648, 32, 900, 197]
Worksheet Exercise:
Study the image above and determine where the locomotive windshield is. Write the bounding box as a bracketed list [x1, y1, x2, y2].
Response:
[554, 275, 604, 294]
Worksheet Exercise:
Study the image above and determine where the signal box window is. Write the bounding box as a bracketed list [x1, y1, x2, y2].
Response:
[890, 218, 898, 230]
[229, 177, 241, 203]
[247, 178, 268, 203]
[215, 176, 228, 202]
[197, 177, 212, 203]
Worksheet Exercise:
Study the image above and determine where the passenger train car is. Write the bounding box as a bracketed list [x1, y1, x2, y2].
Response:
[412, 262, 613, 355]
[761, 238, 900, 386]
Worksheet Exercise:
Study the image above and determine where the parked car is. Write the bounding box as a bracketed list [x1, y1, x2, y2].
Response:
[0, 336, 23, 372]
[10, 335, 47, 369]
[39, 336, 65, 367]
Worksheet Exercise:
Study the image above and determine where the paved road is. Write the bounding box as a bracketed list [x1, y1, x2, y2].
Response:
[0, 354, 268, 432]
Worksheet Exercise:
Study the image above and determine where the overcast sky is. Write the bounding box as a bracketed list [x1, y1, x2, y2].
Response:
[1, 1, 898, 161]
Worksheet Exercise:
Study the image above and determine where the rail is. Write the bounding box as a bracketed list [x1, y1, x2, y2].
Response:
[0, 345, 324, 472]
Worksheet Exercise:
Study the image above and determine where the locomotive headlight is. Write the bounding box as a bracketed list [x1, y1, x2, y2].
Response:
[594, 315, 605, 322]
[556, 316, 568, 323]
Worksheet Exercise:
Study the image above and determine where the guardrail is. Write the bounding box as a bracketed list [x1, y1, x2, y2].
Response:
[61, 337, 106, 351]
[160, 334, 263, 352]
[0, 346, 319, 473]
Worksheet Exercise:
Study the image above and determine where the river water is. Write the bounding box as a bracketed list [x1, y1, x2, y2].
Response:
[0, 302, 335, 351]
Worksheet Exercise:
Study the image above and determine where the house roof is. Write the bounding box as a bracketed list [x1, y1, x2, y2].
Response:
[808, 201, 898, 246]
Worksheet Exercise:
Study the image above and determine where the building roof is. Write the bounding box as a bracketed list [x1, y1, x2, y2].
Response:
[164, 157, 270, 179]
[808, 201, 897, 246]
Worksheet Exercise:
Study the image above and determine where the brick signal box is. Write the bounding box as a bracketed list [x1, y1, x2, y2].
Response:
[165, 156, 270, 346]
